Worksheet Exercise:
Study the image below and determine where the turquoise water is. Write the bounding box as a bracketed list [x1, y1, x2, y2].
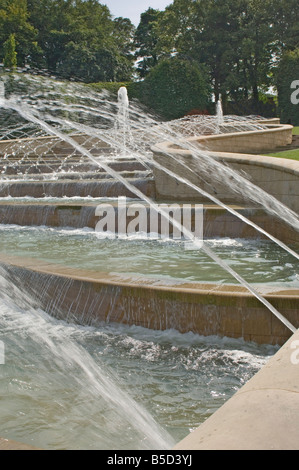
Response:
[0, 224, 297, 287]
[0, 223, 294, 450]
[0, 271, 277, 450]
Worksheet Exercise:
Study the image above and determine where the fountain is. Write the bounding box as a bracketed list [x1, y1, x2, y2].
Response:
[115, 86, 131, 155]
[216, 94, 224, 128]
[0, 74, 298, 450]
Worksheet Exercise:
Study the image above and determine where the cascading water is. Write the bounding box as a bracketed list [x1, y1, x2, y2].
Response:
[0, 267, 278, 450]
[0, 74, 298, 449]
[0, 77, 297, 320]
[0, 268, 174, 449]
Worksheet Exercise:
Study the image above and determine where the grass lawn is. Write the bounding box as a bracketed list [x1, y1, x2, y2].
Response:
[264, 148, 299, 161]
[262, 126, 299, 161]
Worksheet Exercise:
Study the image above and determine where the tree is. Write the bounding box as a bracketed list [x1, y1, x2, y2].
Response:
[3, 33, 17, 69]
[234, 0, 279, 104]
[26, 0, 135, 81]
[155, 0, 245, 102]
[153, 0, 295, 111]
[270, 0, 299, 52]
[134, 8, 162, 78]
[57, 41, 133, 83]
[0, 0, 38, 66]
[135, 57, 211, 120]
[112, 17, 136, 80]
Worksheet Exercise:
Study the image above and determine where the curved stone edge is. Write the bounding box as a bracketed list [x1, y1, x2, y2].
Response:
[1, 253, 299, 450]
[153, 142, 299, 177]
[213, 151, 299, 175]
[0, 253, 298, 346]
[152, 143, 299, 213]
[177, 122, 294, 154]
[173, 328, 299, 450]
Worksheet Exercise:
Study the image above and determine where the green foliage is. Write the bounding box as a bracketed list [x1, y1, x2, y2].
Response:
[134, 8, 162, 78]
[88, 81, 131, 95]
[276, 48, 299, 125]
[0, 0, 297, 121]
[3, 33, 17, 69]
[154, 0, 298, 109]
[270, 0, 299, 51]
[132, 57, 212, 120]
[0, 0, 38, 66]
[25, 0, 135, 81]
[56, 42, 132, 83]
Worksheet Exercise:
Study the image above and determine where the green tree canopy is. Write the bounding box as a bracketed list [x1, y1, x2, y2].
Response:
[134, 57, 211, 120]
[0, 0, 40, 66]
[154, 0, 298, 109]
[1, 0, 298, 120]
[271, 0, 299, 52]
[26, 0, 135, 81]
[134, 8, 163, 78]
[155, 0, 238, 101]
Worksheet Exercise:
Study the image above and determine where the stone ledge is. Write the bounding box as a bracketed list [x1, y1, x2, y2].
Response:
[0, 203, 297, 244]
[152, 143, 299, 213]
[194, 123, 294, 154]
[0, 253, 298, 345]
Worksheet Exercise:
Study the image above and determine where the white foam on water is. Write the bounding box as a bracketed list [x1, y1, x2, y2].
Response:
[0, 269, 175, 450]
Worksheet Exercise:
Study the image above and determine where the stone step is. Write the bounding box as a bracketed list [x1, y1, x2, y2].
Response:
[0, 148, 115, 160]
[0, 135, 114, 157]
[0, 203, 297, 245]
[0, 177, 156, 199]
[0, 169, 152, 181]
[0, 160, 151, 175]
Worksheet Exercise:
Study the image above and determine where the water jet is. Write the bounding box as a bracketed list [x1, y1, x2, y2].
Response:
[0, 74, 298, 450]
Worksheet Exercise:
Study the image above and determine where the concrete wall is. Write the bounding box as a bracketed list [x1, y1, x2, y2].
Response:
[195, 123, 293, 154]
[1, 255, 298, 346]
[153, 146, 299, 214]
[174, 327, 299, 450]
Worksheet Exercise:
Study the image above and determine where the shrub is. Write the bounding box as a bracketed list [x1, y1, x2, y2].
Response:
[130, 58, 212, 120]
[3, 34, 17, 70]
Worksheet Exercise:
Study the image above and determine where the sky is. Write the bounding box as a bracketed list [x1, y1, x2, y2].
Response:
[103, 0, 172, 26]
